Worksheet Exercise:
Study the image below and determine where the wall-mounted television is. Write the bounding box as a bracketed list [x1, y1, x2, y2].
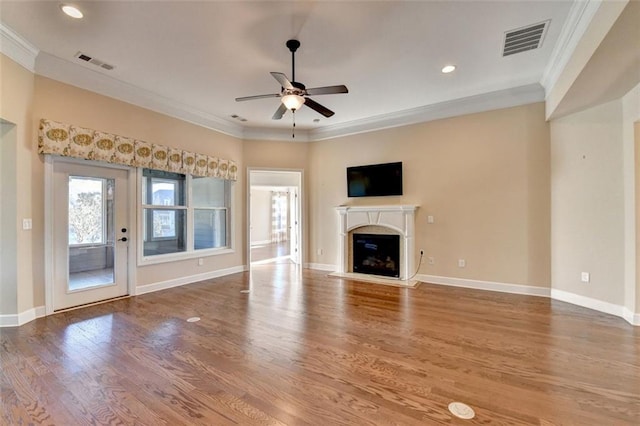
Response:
[347, 162, 403, 197]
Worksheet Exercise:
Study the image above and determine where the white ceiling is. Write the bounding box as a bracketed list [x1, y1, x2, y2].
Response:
[0, 1, 575, 139]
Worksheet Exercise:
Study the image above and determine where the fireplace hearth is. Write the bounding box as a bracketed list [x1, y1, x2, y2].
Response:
[353, 233, 400, 278]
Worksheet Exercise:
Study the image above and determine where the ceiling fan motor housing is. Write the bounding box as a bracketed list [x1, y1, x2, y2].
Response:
[286, 39, 300, 53]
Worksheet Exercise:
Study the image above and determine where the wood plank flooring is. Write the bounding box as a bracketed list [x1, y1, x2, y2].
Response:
[2, 265, 639, 425]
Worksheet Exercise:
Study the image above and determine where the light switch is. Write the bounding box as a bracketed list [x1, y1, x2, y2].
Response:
[22, 218, 32, 230]
[427, 215, 434, 224]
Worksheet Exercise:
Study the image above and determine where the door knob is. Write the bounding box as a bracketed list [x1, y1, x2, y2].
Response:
[117, 237, 128, 242]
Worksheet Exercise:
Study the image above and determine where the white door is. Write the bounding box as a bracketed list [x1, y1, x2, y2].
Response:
[52, 161, 129, 311]
[289, 187, 300, 265]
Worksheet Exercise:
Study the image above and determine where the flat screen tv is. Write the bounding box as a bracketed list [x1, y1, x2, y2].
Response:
[347, 162, 403, 197]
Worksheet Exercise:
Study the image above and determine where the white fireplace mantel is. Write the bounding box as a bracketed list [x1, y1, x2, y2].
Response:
[335, 205, 419, 285]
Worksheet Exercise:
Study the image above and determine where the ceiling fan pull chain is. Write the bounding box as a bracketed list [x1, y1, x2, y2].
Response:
[292, 110, 296, 138]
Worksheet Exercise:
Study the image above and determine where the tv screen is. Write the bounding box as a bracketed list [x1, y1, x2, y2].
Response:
[347, 162, 403, 197]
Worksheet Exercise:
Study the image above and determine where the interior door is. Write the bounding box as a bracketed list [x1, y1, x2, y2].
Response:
[52, 161, 129, 311]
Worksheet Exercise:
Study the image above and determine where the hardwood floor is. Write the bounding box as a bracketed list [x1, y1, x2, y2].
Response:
[2, 265, 639, 425]
[251, 241, 291, 264]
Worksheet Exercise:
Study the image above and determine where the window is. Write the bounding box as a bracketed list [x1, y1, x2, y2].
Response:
[193, 177, 228, 250]
[68, 176, 109, 245]
[140, 169, 231, 260]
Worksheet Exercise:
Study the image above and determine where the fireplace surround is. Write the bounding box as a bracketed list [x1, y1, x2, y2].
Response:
[334, 205, 418, 286]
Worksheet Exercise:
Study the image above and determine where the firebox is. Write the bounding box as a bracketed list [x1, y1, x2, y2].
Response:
[352, 233, 400, 278]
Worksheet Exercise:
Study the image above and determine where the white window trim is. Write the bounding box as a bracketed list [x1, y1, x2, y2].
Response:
[137, 168, 234, 266]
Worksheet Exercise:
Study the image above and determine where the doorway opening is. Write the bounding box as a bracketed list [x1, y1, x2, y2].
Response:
[248, 170, 302, 268]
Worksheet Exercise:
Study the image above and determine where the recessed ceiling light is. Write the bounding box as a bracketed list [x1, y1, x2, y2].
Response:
[60, 4, 83, 19]
[442, 65, 456, 74]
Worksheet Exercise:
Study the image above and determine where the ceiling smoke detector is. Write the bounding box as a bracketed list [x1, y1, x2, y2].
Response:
[74, 52, 115, 71]
[502, 20, 549, 57]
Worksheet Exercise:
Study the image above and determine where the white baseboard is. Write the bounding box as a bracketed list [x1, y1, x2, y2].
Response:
[551, 288, 626, 318]
[623, 308, 640, 326]
[305, 263, 336, 272]
[135, 265, 247, 295]
[418, 274, 551, 297]
[0, 305, 46, 327]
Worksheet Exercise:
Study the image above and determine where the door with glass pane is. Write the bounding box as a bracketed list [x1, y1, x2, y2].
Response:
[53, 161, 129, 311]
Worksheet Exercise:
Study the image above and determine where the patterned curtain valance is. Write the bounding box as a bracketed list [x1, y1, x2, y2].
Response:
[38, 119, 238, 181]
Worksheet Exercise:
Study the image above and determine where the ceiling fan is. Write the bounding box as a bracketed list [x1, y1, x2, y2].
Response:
[235, 39, 349, 120]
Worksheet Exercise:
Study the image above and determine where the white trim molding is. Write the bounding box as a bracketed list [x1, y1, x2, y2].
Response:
[135, 265, 246, 295]
[623, 308, 640, 326]
[305, 263, 336, 272]
[551, 289, 628, 321]
[0, 22, 39, 72]
[418, 274, 551, 297]
[310, 84, 544, 141]
[0, 306, 46, 327]
[541, 0, 602, 95]
[35, 52, 244, 139]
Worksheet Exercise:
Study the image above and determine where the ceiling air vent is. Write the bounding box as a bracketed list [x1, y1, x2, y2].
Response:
[74, 52, 115, 71]
[502, 20, 549, 57]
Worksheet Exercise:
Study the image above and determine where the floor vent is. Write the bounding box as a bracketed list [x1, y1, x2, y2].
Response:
[74, 51, 115, 71]
[502, 20, 549, 57]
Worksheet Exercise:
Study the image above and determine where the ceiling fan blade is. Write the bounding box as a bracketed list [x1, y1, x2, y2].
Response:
[305, 85, 349, 96]
[235, 93, 280, 102]
[271, 72, 294, 90]
[272, 103, 287, 120]
[304, 97, 335, 118]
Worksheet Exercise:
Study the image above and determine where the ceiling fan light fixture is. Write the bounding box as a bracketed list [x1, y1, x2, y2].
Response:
[441, 65, 456, 74]
[60, 4, 84, 19]
[282, 94, 305, 111]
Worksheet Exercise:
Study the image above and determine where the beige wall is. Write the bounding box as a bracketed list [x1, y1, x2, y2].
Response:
[308, 103, 551, 287]
[32, 76, 245, 290]
[0, 54, 36, 314]
[550, 100, 626, 305]
[243, 139, 309, 170]
[250, 188, 272, 244]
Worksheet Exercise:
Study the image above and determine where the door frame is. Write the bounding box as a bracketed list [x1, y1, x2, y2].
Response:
[247, 168, 303, 268]
[44, 155, 137, 315]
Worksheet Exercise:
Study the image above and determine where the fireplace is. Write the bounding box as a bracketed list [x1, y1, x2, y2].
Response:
[353, 233, 400, 277]
[335, 205, 418, 286]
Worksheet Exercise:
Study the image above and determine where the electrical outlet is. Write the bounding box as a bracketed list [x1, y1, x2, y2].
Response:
[458, 259, 466, 268]
[22, 218, 32, 230]
[581, 272, 590, 283]
[198, 258, 204, 266]
[428, 257, 435, 265]
[317, 248, 323, 255]
[427, 215, 434, 224]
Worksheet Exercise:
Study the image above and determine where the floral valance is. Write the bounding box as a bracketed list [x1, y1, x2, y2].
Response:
[38, 119, 238, 181]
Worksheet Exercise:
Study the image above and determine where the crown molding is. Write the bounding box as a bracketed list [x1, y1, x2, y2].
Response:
[242, 126, 310, 142]
[0, 21, 39, 72]
[30, 41, 542, 143]
[540, 0, 602, 96]
[35, 51, 244, 139]
[307, 83, 545, 141]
